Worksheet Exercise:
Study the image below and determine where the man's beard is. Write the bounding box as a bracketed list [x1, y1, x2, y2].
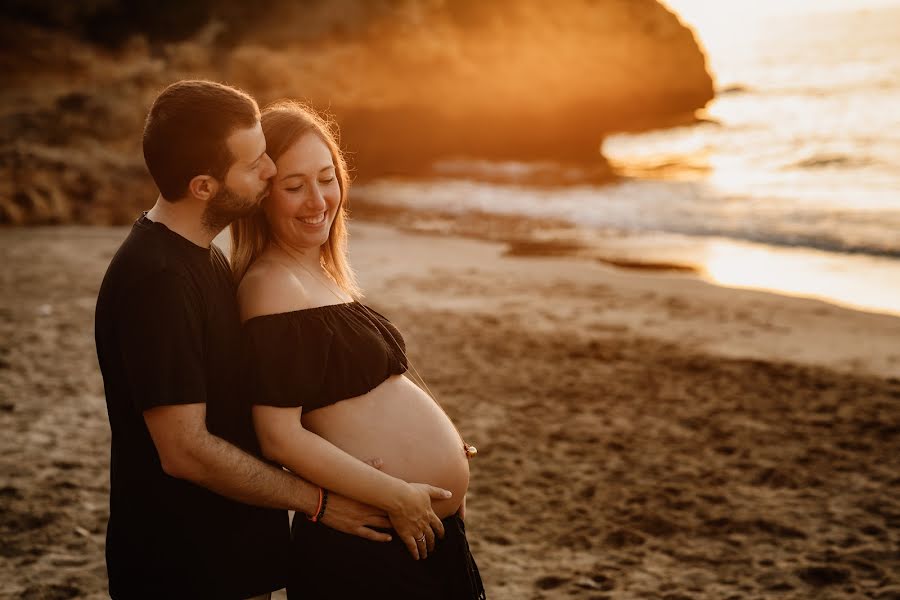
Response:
[201, 183, 267, 233]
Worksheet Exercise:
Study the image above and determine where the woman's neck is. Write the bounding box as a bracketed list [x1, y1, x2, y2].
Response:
[269, 236, 323, 273]
[268, 237, 351, 301]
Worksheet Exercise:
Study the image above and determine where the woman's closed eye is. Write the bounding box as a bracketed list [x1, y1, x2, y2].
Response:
[286, 178, 334, 192]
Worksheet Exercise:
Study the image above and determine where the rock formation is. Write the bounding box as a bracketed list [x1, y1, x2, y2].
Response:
[0, 0, 713, 224]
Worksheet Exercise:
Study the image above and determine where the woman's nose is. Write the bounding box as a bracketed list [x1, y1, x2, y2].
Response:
[305, 182, 326, 209]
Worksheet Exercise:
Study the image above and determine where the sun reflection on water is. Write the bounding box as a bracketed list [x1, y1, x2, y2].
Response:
[700, 239, 900, 316]
[603, 0, 900, 315]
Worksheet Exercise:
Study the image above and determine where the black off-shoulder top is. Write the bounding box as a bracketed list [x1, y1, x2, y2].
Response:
[243, 301, 408, 413]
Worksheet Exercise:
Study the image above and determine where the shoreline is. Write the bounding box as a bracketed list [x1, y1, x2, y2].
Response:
[335, 221, 900, 380]
[2, 222, 898, 599]
[347, 193, 900, 320]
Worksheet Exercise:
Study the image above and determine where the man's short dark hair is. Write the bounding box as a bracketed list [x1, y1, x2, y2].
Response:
[142, 80, 260, 201]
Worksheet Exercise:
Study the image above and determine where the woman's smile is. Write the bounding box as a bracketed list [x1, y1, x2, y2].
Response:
[296, 211, 327, 226]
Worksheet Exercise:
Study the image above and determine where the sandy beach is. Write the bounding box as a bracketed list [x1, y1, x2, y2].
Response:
[1, 221, 899, 599]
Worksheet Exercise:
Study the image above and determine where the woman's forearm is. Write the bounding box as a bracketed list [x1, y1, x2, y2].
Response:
[262, 425, 408, 512]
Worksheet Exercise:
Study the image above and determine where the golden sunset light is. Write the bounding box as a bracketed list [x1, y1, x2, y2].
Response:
[3, 2, 900, 598]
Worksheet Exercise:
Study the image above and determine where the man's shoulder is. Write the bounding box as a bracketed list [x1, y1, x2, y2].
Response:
[98, 225, 195, 309]
[114, 221, 182, 270]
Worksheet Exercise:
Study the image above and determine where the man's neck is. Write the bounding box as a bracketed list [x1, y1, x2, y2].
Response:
[145, 196, 219, 248]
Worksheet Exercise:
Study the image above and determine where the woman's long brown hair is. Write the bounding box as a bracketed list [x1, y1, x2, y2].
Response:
[230, 100, 361, 299]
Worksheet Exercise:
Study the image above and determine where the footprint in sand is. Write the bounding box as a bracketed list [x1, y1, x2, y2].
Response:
[482, 534, 512, 546]
[603, 527, 646, 548]
[860, 524, 885, 537]
[794, 565, 851, 587]
[534, 575, 569, 591]
[589, 574, 615, 591]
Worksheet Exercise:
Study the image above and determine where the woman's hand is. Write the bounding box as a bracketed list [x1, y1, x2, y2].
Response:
[254, 405, 451, 557]
[388, 482, 451, 560]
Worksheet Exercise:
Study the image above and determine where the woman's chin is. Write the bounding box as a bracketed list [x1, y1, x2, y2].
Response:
[274, 227, 329, 250]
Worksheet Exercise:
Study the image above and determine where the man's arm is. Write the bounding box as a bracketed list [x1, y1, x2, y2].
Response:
[116, 267, 391, 541]
[144, 402, 392, 541]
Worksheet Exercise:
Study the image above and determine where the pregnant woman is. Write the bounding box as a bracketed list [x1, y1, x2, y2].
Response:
[231, 100, 485, 599]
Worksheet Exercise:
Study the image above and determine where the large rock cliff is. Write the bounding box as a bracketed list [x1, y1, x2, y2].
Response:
[0, 0, 713, 224]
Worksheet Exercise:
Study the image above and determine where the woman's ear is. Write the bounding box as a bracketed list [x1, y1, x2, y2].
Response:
[187, 175, 219, 202]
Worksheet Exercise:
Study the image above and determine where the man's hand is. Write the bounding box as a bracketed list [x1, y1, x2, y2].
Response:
[320, 494, 393, 542]
[316, 456, 391, 542]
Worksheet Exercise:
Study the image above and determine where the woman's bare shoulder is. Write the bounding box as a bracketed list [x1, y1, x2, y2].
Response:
[237, 258, 315, 322]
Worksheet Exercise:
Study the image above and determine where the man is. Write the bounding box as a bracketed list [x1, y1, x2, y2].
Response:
[94, 80, 429, 599]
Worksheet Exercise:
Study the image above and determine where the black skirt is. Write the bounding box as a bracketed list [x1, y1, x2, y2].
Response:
[287, 512, 486, 599]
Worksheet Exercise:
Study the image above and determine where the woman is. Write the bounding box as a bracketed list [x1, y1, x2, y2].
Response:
[231, 100, 485, 599]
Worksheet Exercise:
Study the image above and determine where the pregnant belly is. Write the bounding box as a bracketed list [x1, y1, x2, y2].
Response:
[302, 374, 470, 518]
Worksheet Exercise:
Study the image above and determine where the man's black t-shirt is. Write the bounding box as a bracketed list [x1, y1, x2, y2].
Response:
[95, 214, 289, 599]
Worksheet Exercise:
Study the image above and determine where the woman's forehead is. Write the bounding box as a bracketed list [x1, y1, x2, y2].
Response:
[277, 133, 334, 171]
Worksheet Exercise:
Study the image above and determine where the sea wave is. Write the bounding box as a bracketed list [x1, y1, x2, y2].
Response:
[717, 84, 751, 95]
[669, 225, 900, 259]
[355, 178, 900, 260]
[788, 153, 879, 170]
[717, 79, 900, 98]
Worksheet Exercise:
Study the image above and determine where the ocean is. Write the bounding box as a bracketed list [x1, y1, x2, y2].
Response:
[356, 0, 900, 316]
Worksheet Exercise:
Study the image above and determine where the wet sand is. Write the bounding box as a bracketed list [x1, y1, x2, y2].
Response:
[1, 222, 899, 599]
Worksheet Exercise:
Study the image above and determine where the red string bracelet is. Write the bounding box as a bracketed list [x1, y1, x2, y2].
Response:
[308, 487, 324, 522]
